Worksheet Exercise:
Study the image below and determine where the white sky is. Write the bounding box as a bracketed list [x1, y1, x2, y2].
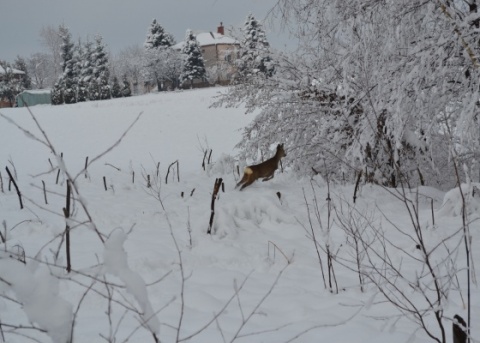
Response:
[1, 0, 291, 62]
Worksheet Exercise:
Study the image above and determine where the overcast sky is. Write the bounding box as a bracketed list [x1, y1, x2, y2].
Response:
[1, 0, 291, 63]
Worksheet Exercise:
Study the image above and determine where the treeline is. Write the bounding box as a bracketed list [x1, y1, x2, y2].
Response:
[51, 26, 131, 105]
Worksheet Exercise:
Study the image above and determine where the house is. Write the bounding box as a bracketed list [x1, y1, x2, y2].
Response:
[0, 65, 25, 108]
[0, 65, 25, 81]
[174, 23, 240, 85]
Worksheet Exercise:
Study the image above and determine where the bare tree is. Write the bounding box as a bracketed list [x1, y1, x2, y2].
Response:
[27, 52, 55, 89]
[39, 25, 63, 82]
[113, 44, 146, 95]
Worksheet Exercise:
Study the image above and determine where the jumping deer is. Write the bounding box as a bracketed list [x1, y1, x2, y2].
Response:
[236, 144, 287, 191]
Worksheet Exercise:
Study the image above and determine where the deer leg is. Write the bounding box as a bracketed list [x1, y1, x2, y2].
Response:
[262, 173, 274, 182]
[240, 178, 255, 190]
[236, 173, 248, 189]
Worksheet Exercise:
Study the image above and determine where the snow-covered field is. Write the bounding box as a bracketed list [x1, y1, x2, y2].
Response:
[0, 88, 478, 342]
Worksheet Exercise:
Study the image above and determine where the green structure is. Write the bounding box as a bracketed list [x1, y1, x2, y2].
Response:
[16, 90, 52, 107]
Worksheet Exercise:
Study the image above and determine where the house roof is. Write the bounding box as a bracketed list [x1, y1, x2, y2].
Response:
[173, 31, 239, 50]
[0, 65, 25, 75]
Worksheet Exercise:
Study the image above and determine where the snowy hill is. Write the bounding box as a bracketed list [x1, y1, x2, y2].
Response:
[0, 88, 478, 342]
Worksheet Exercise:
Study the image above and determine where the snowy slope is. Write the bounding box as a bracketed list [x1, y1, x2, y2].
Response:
[0, 88, 478, 343]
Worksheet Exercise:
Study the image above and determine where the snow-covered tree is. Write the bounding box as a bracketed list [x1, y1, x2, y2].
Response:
[77, 78, 88, 102]
[143, 19, 176, 91]
[216, 1, 480, 188]
[114, 44, 144, 95]
[121, 74, 132, 97]
[51, 81, 63, 105]
[180, 30, 207, 88]
[0, 62, 24, 107]
[59, 24, 76, 104]
[111, 76, 121, 98]
[88, 77, 100, 101]
[27, 52, 55, 89]
[13, 56, 31, 89]
[92, 35, 110, 100]
[144, 19, 175, 50]
[236, 14, 274, 82]
[80, 40, 95, 84]
[39, 25, 63, 83]
[100, 77, 111, 100]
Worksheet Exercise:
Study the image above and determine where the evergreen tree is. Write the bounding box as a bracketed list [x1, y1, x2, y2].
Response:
[100, 77, 111, 100]
[77, 78, 88, 102]
[0, 62, 24, 106]
[92, 35, 111, 100]
[236, 14, 274, 81]
[80, 41, 94, 84]
[144, 19, 175, 50]
[13, 56, 31, 89]
[59, 24, 76, 104]
[180, 30, 207, 88]
[144, 19, 176, 91]
[51, 81, 64, 105]
[121, 74, 132, 97]
[88, 78, 100, 101]
[93, 35, 109, 81]
[73, 39, 83, 85]
[111, 76, 122, 98]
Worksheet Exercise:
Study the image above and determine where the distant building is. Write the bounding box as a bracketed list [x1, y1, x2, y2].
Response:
[174, 23, 240, 85]
[0, 65, 25, 108]
[16, 89, 52, 107]
[0, 65, 25, 81]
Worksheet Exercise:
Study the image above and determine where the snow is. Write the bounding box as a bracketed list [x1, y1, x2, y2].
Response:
[0, 87, 478, 342]
[173, 31, 239, 50]
[0, 65, 25, 75]
[103, 228, 160, 335]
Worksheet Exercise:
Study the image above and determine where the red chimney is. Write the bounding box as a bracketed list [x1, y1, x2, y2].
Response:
[217, 22, 224, 35]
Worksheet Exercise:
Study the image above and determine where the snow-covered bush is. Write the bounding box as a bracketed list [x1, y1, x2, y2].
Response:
[216, 1, 480, 189]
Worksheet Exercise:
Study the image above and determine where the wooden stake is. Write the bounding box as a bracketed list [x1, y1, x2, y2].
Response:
[166, 160, 178, 184]
[5, 166, 23, 209]
[207, 178, 223, 234]
[63, 180, 72, 273]
[42, 180, 48, 204]
[353, 170, 362, 204]
[431, 198, 435, 227]
[84, 156, 89, 178]
[202, 150, 208, 170]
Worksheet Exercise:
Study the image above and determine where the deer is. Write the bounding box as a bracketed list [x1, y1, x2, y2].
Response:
[236, 144, 287, 191]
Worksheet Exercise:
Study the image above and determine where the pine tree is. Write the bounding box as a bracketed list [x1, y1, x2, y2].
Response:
[88, 78, 100, 101]
[237, 14, 274, 81]
[13, 56, 31, 89]
[180, 30, 207, 88]
[111, 76, 122, 98]
[100, 77, 111, 100]
[144, 19, 175, 50]
[73, 39, 83, 86]
[77, 78, 88, 102]
[121, 74, 132, 97]
[80, 41, 94, 84]
[144, 19, 176, 91]
[92, 35, 111, 100]
[59, 24, 76, 104]
[51, 81, 64, 105]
